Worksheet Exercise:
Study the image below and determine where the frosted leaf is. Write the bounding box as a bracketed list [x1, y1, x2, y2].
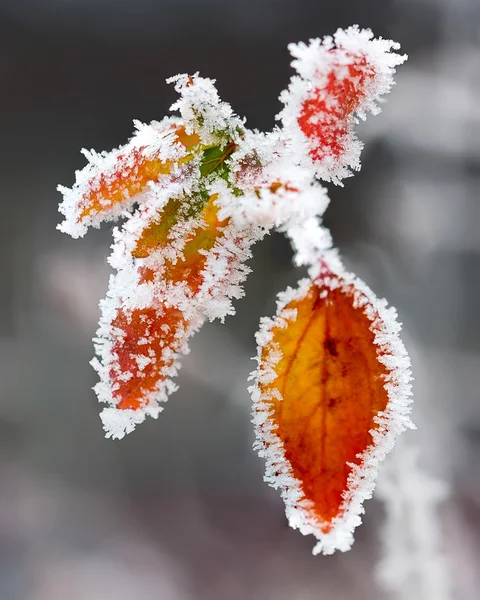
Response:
[277, 25, 407, 184]
[57, 117, 198, 238]
[250, 229, 413, 554]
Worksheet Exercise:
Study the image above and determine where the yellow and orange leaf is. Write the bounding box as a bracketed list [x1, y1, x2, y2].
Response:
[132, 191, 221, 259]
[252, 260, 412, 554]
[132, 196, 199, 260]
[162, 196, 229, 293]
[58, 122, 202, 238]
[262, 280, 388, 523]
[79, 125, 200, 221]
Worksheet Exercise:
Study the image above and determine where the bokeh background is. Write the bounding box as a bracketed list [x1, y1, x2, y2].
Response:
[0, 0, 479, 598]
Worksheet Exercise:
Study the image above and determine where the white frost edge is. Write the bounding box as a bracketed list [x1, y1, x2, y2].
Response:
[277, 25, 407, 184]
[249, 222, 414, 555]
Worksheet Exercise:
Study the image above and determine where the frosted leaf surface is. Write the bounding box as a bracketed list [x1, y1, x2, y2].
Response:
[278, 25, 407, 184]
[250, 223, 413, 554]
[57, 117, 200, 238]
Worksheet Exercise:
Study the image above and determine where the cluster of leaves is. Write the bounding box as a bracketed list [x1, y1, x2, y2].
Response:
[58, 26, 413, 555]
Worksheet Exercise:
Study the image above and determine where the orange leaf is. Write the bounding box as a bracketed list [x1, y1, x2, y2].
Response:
[163, 195, 229, 293]
[132, 197, 191, 259]
[132, 191, 218, 260]
[79, 125, 200, 222]
[135, 194, 229, 290]
[252, 261, 412, 553]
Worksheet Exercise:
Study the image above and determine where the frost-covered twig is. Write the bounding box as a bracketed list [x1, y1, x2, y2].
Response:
[57, 25, 412, 555]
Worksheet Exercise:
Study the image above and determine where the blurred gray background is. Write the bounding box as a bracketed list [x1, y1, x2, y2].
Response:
[0, 0, 479, 598]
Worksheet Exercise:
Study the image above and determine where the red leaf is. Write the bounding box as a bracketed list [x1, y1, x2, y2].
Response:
[297, 53, 375, 162]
